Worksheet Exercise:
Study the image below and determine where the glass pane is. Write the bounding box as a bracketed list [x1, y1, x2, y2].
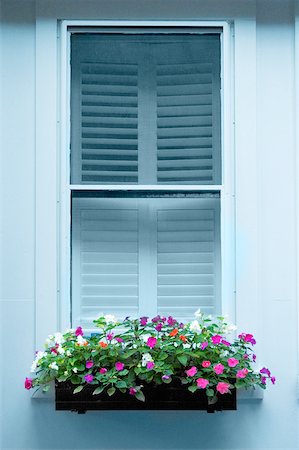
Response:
[71, 33, 221, 185]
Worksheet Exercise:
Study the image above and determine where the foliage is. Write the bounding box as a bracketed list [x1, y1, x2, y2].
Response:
[25, 310, 275, 403]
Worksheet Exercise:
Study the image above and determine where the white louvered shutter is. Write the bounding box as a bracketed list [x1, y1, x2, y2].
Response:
[72, 196, 220, 331]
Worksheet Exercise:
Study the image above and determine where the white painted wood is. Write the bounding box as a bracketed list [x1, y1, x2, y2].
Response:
[70, 184, 223, 191]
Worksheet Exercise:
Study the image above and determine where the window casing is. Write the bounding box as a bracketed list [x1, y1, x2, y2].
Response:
[68, 26, 230, 332]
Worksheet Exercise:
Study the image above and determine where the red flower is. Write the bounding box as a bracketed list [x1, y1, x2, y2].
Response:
[24, 378, 33, 390]
[169, 328, 179, 337]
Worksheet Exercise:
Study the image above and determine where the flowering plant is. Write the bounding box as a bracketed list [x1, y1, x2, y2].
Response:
[25, 311, 275, 404]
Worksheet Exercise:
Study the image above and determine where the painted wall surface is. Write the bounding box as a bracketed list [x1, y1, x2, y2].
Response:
[0, 1, 298, 449]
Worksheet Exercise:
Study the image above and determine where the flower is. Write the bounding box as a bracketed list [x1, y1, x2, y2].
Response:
[211, 335, 222, 345]
[86, 360, 94, 369]
[54, 332, 65, 345]
[202, 360, 211, 368]
[76, 335, 88, 346]
[183, 343, 191, 349]
[107, 332, 114, 341]
[146, 337, 157, 348]
[141, 353, 154, 366]
[104, 314, 117, 325]
[179, 335, 187, 343]
[227, 358, 239, 367]
[115, 362, 124, 371]
[216, 382, 230, 394]
[66, 350, 72, 357]
[72, 367, 78, 373]
[152, 315, 161, 323]
[115, 337, 123, 343]
[260, 367, 271, 377]
[271, 376, 276, 384]
[169, 328, 179, 337]
[239, 333, 256, 345]
[49, 362, 59, 371]
[57, 346, 65, 355]
[84, 374, 94, 383]
[214, 363, 224, 375]
[24, 378, 33, 390]
[75, 326, 83, 336]
[162, 375, 170, 381]
[140, 316, 148, 326]
[99, 341, 108, 348]
[167, 316, 176, 326]
[186, 366, 198, 377]
[221, 339, 231, 347]
[194, 308, 202, 318]
[236, 368, 249, 378]
[201, 341, 208, 350]
[196, 378, 209, 389]
[146, 361, 155, 370]
[99, 368, 107, 374]
[129, 387, 137, 395]
[261, 376, 267, 384]
[189, 320, 201, 333]
[155, 323, 163, 332]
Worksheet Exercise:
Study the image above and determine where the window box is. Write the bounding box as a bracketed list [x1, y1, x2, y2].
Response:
[55, 380, 236, 413]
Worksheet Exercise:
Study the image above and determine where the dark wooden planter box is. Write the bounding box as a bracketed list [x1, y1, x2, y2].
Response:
[55, 381, 237, 413]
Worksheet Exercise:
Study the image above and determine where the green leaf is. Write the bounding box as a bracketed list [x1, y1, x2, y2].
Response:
[92, 386, 105, 395]
[135, 390, 145, 402]
[107, 387, 116, 396]
[42, 385, 50, 392]
[73, 386, 84, 394]
[116, 380, 127, 389]
[206, 388, 214, 397]
[208, 395, 218, 405]
[188, 385, 197, 393]
[177, 355, 188, 366]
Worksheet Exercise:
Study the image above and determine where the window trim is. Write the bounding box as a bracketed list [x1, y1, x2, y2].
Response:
[58, 20, 235, 331]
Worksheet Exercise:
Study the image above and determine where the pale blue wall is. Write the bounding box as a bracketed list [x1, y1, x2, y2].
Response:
[0, 1, 298, 449]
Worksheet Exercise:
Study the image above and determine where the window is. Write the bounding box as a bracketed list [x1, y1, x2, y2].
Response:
[70, 29, 224, 332]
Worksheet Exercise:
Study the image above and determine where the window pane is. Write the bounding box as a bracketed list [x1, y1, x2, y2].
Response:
[71, 33, 221, 185]
[72, 193, 220, 331]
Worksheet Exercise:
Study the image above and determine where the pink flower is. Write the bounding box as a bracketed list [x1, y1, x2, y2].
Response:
[214, 363, 225, 375]
[75, 326, 83, 336]
[24, 378, 33, 390]
[185, 366, 198, 377]
[211, 335, 222, 345]
[239, 333, 256, 345]
[116, 337, 123, 343]
[243, 354, 249, 360]
[99, 368, 107, 374]
[201, 341, 208, 350]
[86, 360, 94, 369]
[162, 375, 170, 381]
[261, 376, 267, 385]
[146, 337, 157, 349]
[271, 376, 276, 385]
[146, 361, 155, 370]
[260, 367, 271, 377]
[252, 354, 256, 362]
[221, 339, 231, 347]
[227, 358, 239, 368]
[236, 368, 249, 378]
[155, 323, 163, 332]
[167, 316, 176, 327]
[152, 315, 161, 323]
[106, 332, 114, 341]
[202, 360, 211, 368]
[140, 317, 148, 326]
[216, 382, 230, 394]
[84, 374, 94, 383]
[115, 362, 125, 371]
[196, 378, 209, 389]
[129, 387, 137, 396]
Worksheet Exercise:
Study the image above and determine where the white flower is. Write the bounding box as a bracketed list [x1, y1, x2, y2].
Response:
[141, 353, 153, 367]
[49, 362, 59, 371]
[72, 367, 78, 373]
[183, 343, 191, 349]
[30, 351, 46, 372]
[104, 314, 118, 325]
[76, 335, 87, 346]
[65, 328, 74, 334]
[66, 350, 72, 357]
[173, 342, 178, 347]
[189, 320, 202, 334]
[222, 323, 237, 334]
[54, 332, 65, 345]
[57, 346, 65, 355]
[64, 371, 68, 376]
[194, 308, 202, 318]
[141, 334, 151, 343]
[30, 361, 37, 373]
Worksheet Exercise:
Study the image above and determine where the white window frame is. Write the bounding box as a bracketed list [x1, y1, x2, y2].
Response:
[58, 20, 235, 331]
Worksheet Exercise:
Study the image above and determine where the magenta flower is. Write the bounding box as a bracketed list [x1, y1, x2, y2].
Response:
[99, 368, 107, 374]
[167, 316, 176, 327]
[86, 360, 94, 369]
[271, 376, 276, 385]
[236, 368, 249, 378]
[216, 382, 230, 394]
[221, 339, 231, 347]
[211, 335, 222, 345]
[214, 363, 225, 375]
[115, 362, 125, 371]
[106, 332, 114, 341]
[186, 366, 197, 377]
[146, 337, 157, 349]
[75, 326, 83, 336]
[155, 323, 163, 332]
[129, 387, 137, 396]
[243, 354, 249, 360]
[227, 358, 239, 368]
[260, 367, 271, 377]
[84, 374, 94, 383]
[253, 354, 257, 362]
[202, 360, 211, 368]
[146, 361, 155, 370]
[201, 341, 208, 350]
[116, 337, 123, 343]
[239, 333, 256, 345]
[196, 378, 209, 389]
[261, 376, 267, 384]
[24, 378, 33, 390]
[162, 375, 170, 381]
[151, 315, 161, 323]
[140, 317, 148, 326]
